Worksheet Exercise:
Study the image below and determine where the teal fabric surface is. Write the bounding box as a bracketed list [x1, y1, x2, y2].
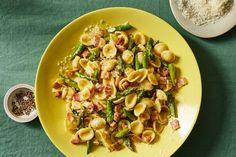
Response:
[0, 0, 236, 156]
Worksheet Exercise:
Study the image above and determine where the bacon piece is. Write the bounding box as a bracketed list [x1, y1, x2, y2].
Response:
[142, 135, 152, 143]
[170, 119, 180, 130]
[116, 45, 126, 52]
[161, 66, 169, 76]
[101, 71, 110, 79]
[116, 37, 125, 46]
[176, 77, 188, 88]
[53, 82, 62, 89]
[55, 91, 62, 97]
[72, 93, 81, 101]
[112, 142, 122, 151]
[81, 49, 90, 58]
[104, 85, 113, 96]
[71, 136, 81, 145]
[159, 76, 168, 85]
[151, 110, 159, 121]
[110, 121, 118, 130]
[95, 84, 104, 92]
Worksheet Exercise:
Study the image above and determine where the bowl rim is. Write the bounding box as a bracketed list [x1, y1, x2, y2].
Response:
[169, 0, 236, 38]
[3, 83, 37, 123]
[35, 7, 202, 157]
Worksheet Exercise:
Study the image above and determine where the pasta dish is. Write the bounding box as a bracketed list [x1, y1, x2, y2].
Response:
[52, 21, 188, 154]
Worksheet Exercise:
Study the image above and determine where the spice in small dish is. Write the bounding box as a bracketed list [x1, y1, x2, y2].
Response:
[12, 90, 35, 116]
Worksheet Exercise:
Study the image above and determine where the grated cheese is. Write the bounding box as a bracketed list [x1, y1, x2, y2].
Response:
[176, 0, 234, 25]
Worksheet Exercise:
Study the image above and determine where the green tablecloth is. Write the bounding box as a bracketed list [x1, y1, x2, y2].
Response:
[0, 0, 235, 156]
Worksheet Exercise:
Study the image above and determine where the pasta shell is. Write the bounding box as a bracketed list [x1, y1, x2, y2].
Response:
[163, 80, 173, 92]
[72, 56, 81, 70]
[90, 117, 106, 130]
[153, 121, 164, 133]
[124, 67, 135, 77]
[153, 43, 168, 56]
[130, 120, 144, 135]
[161, 50, 176, 63]
[110, 33, 118, 44]
[148, 73, 159, 85]
[125, 93, 138, 109]
[122, 50, 134, 64]
[95, 130, 113, 152]
[150, 56, 161, 68]
[156, 89, 167, 101]
[79, 58, 89, 68]
[103, 77, 117, 98]
[80, 33, 93, 46]
[157, 105, 169, 124]
[140, 98, 154, 108]
[127, 69, 148, 83]
[142, 130, 156, 144]
[118, 78, 129, 91]
[78, 127, 94, 141]
[134, 103, 146, 116]
[61, 87, 68, 99]
[77, 78, 93, 90]
[64, 113, 77, 131]
[154, 99, 162, 113]
[71, 101, 83, 110]
[138, 111, 150, 122]
[80, 88, 91, 100]
[102, 59, 118, 72]
[94, 90, 107, 100]
[134, 32, 146, 45]
[113, 96, 125, 104]
[139, 79, 153, 91]
[115, 31, 129, 46]
[103, 43, 117, 58]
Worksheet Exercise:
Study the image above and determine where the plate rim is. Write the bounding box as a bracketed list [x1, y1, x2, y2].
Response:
[35, 6, 202, 157]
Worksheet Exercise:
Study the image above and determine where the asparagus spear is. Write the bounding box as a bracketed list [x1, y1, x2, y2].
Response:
[107, 22, 133, 33]
[75, 72, 98, 82]
[167, 94, 177, 117]
[128, 37, 134, 50]
[124, 138, 136, 152]
[123, 109, 136, 121]
[70, 43, 86, 60]
[115, 128, 129, 138]
[87, 140, 92, 154]
[168, 64, 176, 86]
[88, 48, 100, 61]
[112, 87, 138, 101]
[143, 38, 154, 68]
[60, 74, 80, 91]
[137, 90, 145, 102]
[106, 100, 114, 123]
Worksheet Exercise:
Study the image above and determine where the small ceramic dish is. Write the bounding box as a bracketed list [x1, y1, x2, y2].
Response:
[3, 84, 37, 123]
[169, 0, 236, 38]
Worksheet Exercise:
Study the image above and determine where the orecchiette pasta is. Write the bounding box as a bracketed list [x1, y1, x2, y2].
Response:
[130, 120, 144, 135]
[125, 93, 138, 109]
[78, 127, 94, 141]
[53, 21, 186, 153]
[134, 103, 146, 116]
[102, 43, 117, 58]
[134, 32, 146, 45]
[122, 50, 134, 64]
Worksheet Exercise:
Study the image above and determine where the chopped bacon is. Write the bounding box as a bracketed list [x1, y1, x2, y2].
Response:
[151, 111, 159, 121]
[95, 84, 104, 92]
[116, 45, 126, 52]
[112, 142, 122, 151]
[122, 81, 130, 89]
[161, 66, 169, 76]
[131, 135, 142, 143]
[94, 35, 101, 47]
[90, 87, 95, 97]
[101, 71, 110, 79]
[81, 49, 90, 58]
[170, 119, 180, 130]
[114, 112, 120, 122]
[114, 105, 122, 114]
[66, 112, 74, 122]
[142, 135, 152, 143]
[110, 121, 118, 130]
[159, 76, 168, 85]
[115, 76, 122, 87]
[104, 85, 113, 96]
[53, 82, 62, 89]
[55, 91, 62, 97]
[116, 37, 125, 46]
[176, 77, 188, 88]
[71, 136, 81, 145]
[72, 93, 80, 101]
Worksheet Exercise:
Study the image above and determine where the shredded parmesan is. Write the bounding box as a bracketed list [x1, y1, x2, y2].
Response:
[176, 0, 234, 25]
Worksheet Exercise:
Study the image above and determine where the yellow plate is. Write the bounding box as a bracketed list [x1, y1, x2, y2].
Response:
[35, 7, 202, 157]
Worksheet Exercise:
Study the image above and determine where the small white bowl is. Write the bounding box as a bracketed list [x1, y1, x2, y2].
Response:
[169, 0, 236, 38]
[3, 84, 38, 123]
